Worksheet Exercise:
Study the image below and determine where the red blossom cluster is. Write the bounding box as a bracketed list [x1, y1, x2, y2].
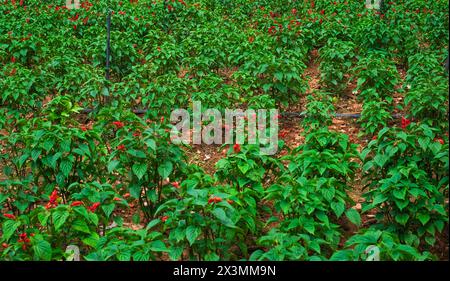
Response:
[70, 201, 83, 207]
[45, 190, 59, 209]
[233, 143, 241, 153]
[88, 202, 100, 213]
[208, 196, 222, 204]
[401, 117, 411, 129]
[113, 121, 124, 129]
[18, 233, 30, 250]
[3, 213, 15, 220]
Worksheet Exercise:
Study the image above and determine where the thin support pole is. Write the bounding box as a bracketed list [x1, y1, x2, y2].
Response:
[104, 10, 112, 104]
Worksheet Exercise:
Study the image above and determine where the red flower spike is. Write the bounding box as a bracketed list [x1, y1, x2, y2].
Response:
[233, 143, 241, 153]
[113, 121, 124, 129]
[401, 117, 411, 129]
[3, 213, 16, 220]
[88, 202, 101, 213]
[70, 201, 83, 207]
[161, 216, 169, 222]
[117, 144, 126, 151]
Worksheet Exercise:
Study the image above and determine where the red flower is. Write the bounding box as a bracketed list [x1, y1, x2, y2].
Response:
[208, 196, 222, 204]
[401, 117, 411, 129]
[171, 182, 180, 189]
[123, 193, 131, 198]
[81, 125, 88, 131]
[372, 135, 377, 140]
[113, 121, 124, 128]
[88, 202, 101, 212]
[320, 9, 325, 15]
[118, 11, 125, 15]
[3, 213, 16, 220]
[133, 131, 141, 137]
[73, 25, 77, 30]
[2, 243, 8, 248]
[233, 143, 241, 153]
[167, 4, 173, 12]
[435, 138, 445, 145]
[83, 17, 89, 25]
[10, 68, 17, 76]
[11, 56, 16, 63]
[161, 216, 169, 222]
[291, 8, 297, 15]
[49, 190, 58, 203]
[45, 190, 59, 209]
[70, 201, 83, 207]
[117, 144, 126, 151]
[113, 197, 122, 202]
[227, 199, 233, 204]
[248, 36, 254, 43]
[268, 26, 277, 35]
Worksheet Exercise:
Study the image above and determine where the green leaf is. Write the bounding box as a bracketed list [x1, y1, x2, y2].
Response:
[329, 250, 353, 261]
[417, 137, 430, 151]
[133, 251, 150, 261]
[238, 162, 250, 174]
[331, 201, 345, 218]
[132, 163, 147, 180]
[37, 211, 51, 226]
[101, 204, 115, 218]
[158, 161, 173, 179]
[72, 219, 91, 234]
[82, 233, 100, 248]
[185, 226, 201, 246]
[395, 213, 409, 226]
[52, 210, 69, 230]
[107, 160, 120, 173]
[212, 208, 235, 228]
[321, 187, 335, 202]
[145, 139, 156, 152]
[417, 213, 430, 225]
[2, 220, 21, 241]
[169, 246, 183, 261]
[32, 239, 52, 261]
[345, 209, 361, 227]
[303, 220, 315, 234]
[60, 159, 73, 177]
[150, 240, 168, 252]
